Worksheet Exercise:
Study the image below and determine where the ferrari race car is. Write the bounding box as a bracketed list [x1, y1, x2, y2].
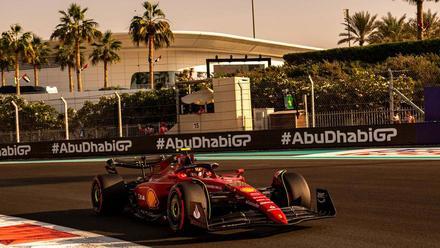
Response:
[91, 150, 336, 232]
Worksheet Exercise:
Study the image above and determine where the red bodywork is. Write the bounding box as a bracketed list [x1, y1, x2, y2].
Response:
[132, 154, 288, 225]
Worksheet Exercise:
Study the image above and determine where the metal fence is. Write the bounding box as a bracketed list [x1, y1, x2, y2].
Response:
[0, 123, 176, 143]
[0, 70, 428, 143]
[314, 108, 423, 128]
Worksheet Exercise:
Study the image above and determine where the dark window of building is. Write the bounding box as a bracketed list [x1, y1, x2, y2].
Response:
[213, 64, 265, 75]
[130, 71, 178, 89]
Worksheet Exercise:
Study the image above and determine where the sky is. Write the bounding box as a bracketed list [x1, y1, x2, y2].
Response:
[0, 0, 439, 49]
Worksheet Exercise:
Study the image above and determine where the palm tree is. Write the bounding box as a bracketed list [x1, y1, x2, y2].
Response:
[129, 1, 174, 89]
[51, 3, 101, 92]
[402, 0, 439, 40]
[370, 13, 408, 43]
[338, 11, 378, 46]
[2, 24, 33, 95]
[27, 36, 51, 87]
[407, 9, 440, 39]
[89, 31, 122, 89]
[0, 37, 13, 87]
[54, 43, 78, 92]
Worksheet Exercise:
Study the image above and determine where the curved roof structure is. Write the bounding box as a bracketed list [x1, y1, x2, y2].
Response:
[16, 31, 322, 92]
[114, 31, 322, 58]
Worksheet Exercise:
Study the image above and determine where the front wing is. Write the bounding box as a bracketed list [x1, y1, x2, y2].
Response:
[190, 189, 336, 231]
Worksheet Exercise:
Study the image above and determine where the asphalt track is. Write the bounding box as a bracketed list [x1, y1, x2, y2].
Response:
[0, 158, 439, 248]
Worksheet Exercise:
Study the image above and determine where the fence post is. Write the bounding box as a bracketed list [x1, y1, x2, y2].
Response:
[174, 86, 180, 134]
[308, 75, 316, 128]
[350, 110, 354, 126]
[388, 69, 394, 124]
[60, 97, 69, 140]
[237, 80, 245, 130]
[303, 94, 309, 128]
[115, 92, 123, 138]
[11, 101, 20, 143]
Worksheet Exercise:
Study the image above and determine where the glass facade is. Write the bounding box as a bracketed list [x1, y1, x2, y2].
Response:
[213, 64, 265, 74]
[130, 71, 178, 89]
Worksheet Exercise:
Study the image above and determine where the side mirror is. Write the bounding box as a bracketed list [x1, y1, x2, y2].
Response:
[236, 168, 245, 177]
[211, 163, 219, 170]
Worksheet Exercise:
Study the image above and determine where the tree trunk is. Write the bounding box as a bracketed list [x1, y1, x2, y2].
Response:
[104, 61, 109, 88]
[1, 69, 5, 87]
[15, 52, 20, 95]
[68, 65, 74, 92]
[33, 64, 39, 87]
[148, 35, 154, 90]
[417, 0, 424, 40]
[75, 39, 83, 92]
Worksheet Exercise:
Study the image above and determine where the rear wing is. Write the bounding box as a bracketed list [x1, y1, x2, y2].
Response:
[105, 155, 167, 174]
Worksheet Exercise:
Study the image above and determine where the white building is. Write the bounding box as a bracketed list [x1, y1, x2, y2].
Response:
[5, 31, 321, 93]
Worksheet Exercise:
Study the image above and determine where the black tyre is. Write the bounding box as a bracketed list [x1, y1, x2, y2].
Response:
[91, 174, 127, 215]
[272, 171, 311, 209]
[167, 181, 209, 232]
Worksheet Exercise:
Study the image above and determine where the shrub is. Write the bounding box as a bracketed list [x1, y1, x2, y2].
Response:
[284, 39, 440, 65]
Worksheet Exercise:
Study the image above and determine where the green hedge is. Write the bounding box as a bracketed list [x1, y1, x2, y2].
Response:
[284, 39, 440, 65]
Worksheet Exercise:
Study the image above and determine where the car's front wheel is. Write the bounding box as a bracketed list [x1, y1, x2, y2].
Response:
[167, 187, 185, 231]
[167, 181, 209, 232]
[271, 171, 311, 209]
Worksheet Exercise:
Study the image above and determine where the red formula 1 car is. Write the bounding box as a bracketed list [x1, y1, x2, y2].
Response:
[91, 150, 336, 232]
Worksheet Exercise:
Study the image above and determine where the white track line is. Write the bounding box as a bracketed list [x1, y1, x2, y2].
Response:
[0, 214, 147, 248]
[299, 147, 440, 159]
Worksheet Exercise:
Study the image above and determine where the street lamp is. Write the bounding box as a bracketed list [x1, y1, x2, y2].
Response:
[251, 0, 256, 38]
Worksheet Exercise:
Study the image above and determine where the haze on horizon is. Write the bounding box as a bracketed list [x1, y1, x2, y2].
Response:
[0, 0, 439, 49]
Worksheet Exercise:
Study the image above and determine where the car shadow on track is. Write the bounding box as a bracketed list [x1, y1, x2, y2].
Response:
[18, 209, 311, 246]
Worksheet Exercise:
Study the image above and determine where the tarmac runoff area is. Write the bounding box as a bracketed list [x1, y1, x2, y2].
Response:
[0, 147, 439, 247]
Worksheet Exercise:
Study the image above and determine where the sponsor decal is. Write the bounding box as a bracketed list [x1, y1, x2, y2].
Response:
[317, 192, 327, 204]
[240, 187, 256, 193]
[156, 134, 251, 150]
[227, 181, 249, 187]
[51, 140, 132, 154]
[245, 200, 260, 208]
[267, 208, 282, 212]
[146, 188, 159, 209]
[193, 205, 201, 219]
[0, 145, 31, 157]
[189, 202, 208, 229]
[281, 128, 398, 145]
[206, 185, 223, 190]
[136, 193, 145, 201]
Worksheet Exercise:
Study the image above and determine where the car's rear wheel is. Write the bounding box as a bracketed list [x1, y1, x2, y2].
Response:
[91, 174, 127, 215]
[272, 171, 311, 209]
